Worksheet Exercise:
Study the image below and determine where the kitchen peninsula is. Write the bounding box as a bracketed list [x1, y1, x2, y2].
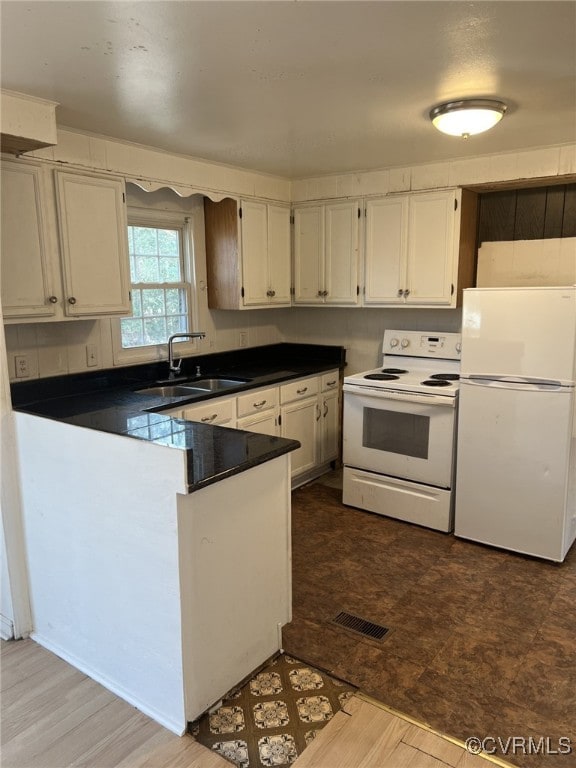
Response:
[11, 343, 345, 735]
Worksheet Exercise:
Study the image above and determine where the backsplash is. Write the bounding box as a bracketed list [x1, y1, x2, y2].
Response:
[4, 306, 462, 382]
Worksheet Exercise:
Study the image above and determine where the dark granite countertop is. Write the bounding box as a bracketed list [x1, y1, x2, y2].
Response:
[11, 343, 346, 493]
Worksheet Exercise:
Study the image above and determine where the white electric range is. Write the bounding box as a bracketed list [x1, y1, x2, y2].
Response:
[342, 330, 462, 532]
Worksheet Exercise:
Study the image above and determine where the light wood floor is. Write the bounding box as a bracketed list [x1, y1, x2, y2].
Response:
[1, 639, 510, 768]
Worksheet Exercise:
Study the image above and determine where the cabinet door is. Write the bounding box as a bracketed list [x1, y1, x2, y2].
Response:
[281, 396, 319, 476]
[293, 206, 324, 304]
[324, 201, 360, 305]
[237, 411, 279, 437]
[320, 390, 339, 464]
[364, 196, 408, 304]
[406, 190, 458, 305]
[267, 204, 291, 305]
[240, 200, 269, 306]
[1, 160, 56, 318]
[55, 171, 131, 316]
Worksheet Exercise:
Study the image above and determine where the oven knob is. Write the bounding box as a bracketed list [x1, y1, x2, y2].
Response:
[401, 338, 410, 348]
[390, 338, 399, 348]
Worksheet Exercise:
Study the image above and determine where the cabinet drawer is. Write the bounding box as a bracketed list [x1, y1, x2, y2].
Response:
[237, 387, 278, 418]
[181, 397, 236, 425]
[321, 371, 339, 392]
[280, 376, 319, 404]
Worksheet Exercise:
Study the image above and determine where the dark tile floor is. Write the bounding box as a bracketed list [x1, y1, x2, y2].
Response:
[282, 482, 576, 768]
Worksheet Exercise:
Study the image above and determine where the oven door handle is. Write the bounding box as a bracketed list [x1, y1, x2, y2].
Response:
[343, 383, 456, 407]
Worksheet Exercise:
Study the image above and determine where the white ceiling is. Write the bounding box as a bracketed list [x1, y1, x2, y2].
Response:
[1, 1, 575, 179]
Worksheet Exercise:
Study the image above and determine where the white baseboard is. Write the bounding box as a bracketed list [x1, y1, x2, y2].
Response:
[30, 632, 186, 736]
[0, 614, 14, 640]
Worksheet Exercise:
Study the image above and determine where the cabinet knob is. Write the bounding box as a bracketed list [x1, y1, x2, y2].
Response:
[296, 387, 308, 395]
[322, 290, 329, 297]
[201, 414, 218, 423]
[403, 289, 410, 298]
[316, 404, 321, 421]
[323, 402, 328, 417]
[397, 288, 404, 297]
[48, 296, 58, 304]
[317, 290, 323, 297]
[254, 400, 267, 408]
[68, 297, 77, 305]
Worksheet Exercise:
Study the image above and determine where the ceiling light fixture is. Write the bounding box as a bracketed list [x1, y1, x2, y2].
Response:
[429, 99, 507, 139]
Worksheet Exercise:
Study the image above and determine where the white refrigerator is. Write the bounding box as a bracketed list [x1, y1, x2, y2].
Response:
[455, 286, 576, 562]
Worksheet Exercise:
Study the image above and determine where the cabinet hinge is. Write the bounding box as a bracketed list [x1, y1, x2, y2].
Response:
[239, 207, 243, 219]
[357, 208, 361, 218]
[128, 290, 132, 302]
[122, 192, 126, 203]
[241, 286, 245, 298]
[451, 283, 455, 296]
[290, 215, 294, 225]
[454, 198, 458, 211]
[356, 285, 360, 295]
[278, 414, 282, 426]
[290, 286, 295, 296]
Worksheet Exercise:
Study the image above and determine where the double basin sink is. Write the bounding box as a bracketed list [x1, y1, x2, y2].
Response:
[136, 377, 252, 401]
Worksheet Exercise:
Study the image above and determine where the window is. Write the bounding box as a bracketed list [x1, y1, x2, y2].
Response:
[120, 216, 191, 349]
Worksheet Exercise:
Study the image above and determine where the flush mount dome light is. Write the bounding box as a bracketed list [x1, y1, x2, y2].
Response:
[429, 99, 507, 138]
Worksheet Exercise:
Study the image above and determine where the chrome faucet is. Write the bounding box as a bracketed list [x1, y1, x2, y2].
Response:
[167, 332, 206, 378]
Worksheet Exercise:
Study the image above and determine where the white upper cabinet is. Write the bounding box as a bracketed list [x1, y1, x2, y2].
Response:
[364, 188, 475, 308]
[204, 197, 291, 309]
[55, 170, 131, 316]
[1, 161, 131, 321]
[1, 159, 56, 319]
[293, 200, 360, 306]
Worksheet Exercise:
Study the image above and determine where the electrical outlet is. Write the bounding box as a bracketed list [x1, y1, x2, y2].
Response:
[86, 344, 98, 367]
[15, 355, 30, 378]
[239, 331, 248, 348]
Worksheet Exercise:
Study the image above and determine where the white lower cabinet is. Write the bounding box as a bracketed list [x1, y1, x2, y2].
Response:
[280, 395, 320, 478]
[181, 397, 236, 427]
[236, 386, 279, 436]
[319, 386, 339, 464]
[167, 369, 340, 484]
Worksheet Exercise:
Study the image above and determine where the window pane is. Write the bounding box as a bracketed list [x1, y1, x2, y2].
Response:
[157, 229, 179, 256]
[141, 288, 166, 316]
[135, 255, 160, 283]
[143, 316, 167, 345]
[167, 315, 187, 335]
[159, 256, 181, 282]
[132, 226, 158, 255]
[120, 318, 144, 348]
[165, 288, 187, 315]
[131, 288, 142, 316]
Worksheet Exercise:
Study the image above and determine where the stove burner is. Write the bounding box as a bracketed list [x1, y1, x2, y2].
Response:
[422, 379, 452, 387]
[429, 373, 460, 381]
[364, 373, 400, 381]
[381, 368, 408, 374]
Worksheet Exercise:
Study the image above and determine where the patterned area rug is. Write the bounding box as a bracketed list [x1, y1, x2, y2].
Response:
[190, 652, 357, 767]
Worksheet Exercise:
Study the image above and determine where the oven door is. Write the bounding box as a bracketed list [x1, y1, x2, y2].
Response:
[342, 384, 457, 488]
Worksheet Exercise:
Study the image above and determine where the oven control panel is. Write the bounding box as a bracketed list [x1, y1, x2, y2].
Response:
[383, 330, 462, 359]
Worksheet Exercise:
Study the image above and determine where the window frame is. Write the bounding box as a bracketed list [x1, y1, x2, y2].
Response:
[112, 208, 202, 366]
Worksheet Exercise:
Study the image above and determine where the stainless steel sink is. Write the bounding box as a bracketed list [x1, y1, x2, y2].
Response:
[136, 377, 250, 398]
[136, 385, 207, 397]
[191, 377, 250, 391]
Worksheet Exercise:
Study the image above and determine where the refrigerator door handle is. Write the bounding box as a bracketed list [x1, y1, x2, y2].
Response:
[462, 377, 567, 392]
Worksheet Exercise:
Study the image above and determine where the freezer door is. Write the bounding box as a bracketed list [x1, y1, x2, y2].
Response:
[455, 380, 574, 561]
[461, 287, 576, 383]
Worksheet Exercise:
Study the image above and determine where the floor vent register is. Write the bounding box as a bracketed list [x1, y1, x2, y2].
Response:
[331, 611, 389, 641]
